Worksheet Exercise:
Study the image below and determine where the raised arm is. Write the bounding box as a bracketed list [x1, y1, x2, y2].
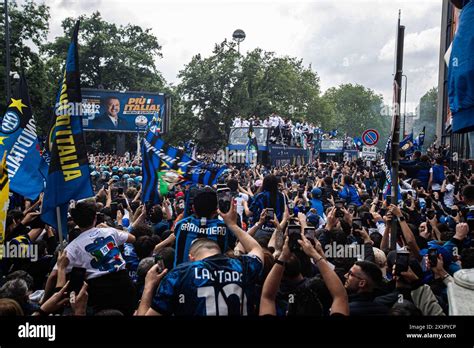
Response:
[298, 235, 349, 315]
[219, 201, 263, 261]
[260, 237, 291, 316]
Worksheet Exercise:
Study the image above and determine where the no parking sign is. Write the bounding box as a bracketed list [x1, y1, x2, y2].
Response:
[362, 129, 379, 146]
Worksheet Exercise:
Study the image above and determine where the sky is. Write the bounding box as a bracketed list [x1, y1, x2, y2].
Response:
[43, 0, 443, 112]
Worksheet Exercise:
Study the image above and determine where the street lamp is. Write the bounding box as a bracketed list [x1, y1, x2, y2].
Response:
[402, 74, 408, 138]
[232, 29, 246, 54]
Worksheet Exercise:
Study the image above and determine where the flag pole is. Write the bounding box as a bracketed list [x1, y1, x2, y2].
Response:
[56, 206, 64, 251]
[390, 11, 405, 250]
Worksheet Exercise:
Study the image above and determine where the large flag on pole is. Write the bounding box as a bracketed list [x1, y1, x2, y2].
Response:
[413, 126, 425, 150]
[399, 132, 414, 156]
[141, 119, 227, 203]
[0, 75, 46, 199]
[41, 21, 93, 239]
[0, 152, 10, 244]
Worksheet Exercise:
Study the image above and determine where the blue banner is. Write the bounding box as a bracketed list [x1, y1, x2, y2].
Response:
[0, 75, 46, 199]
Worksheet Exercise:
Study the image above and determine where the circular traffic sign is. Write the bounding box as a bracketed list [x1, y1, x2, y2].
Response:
[362, 129, 379, 146]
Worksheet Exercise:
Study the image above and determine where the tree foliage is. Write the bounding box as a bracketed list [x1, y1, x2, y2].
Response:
[0, 0, 50, 132]
[0, 4, 399, 152]
[414, 87, 437, 146]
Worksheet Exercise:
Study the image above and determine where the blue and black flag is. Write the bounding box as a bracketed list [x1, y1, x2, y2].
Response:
[400, 132, 414, 156]
[413, 126, 425, 150]
[42, 21, 93, 239]
[0, 75, 46, 199]
[141, 123, 227, 203]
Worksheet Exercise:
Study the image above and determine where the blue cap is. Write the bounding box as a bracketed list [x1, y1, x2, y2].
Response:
[112, 175, 120, 181]
[112, 166, 119, 173]
[122, 174, 130, 179]
[134, 176, 142, 183]
[311, 188, 322, 198]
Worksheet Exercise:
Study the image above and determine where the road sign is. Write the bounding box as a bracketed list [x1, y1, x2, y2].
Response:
[362, 146, 377, 161]
[362, 129, 380, 146]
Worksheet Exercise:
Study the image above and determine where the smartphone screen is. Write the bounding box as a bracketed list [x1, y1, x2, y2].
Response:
[69, 267, 86, 294]
[428, 248, 438, 267]
[266, 208, 274, 220]
[288, 225, 301, 252]
[352, 219, 362, 229]
[217, 188, 232, 213]
[304, 227, 315, 240]
[395, 252, 409, 275]
[154, 254, 165, 273]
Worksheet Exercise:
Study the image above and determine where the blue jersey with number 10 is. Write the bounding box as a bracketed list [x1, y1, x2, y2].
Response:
[151, 254, 263, 316]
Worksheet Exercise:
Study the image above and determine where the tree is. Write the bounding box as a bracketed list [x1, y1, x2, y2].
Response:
[42, 11, 166, 148]
[322, 84, 389, 142]
[44, 12, 165, 92]
[413, 87, 437, 147]
[0, 0, 51, 132]
[177, 42, 322, 150]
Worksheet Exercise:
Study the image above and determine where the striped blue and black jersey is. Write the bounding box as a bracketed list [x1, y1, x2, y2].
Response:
[173, 215, 236, 267]
[249, 191, 286, 224]
[151, 254, 263, 316]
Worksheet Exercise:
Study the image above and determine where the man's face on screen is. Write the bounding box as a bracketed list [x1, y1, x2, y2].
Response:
[107, 98, 120, 118]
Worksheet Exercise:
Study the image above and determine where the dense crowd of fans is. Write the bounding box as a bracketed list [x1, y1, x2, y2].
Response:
[0, 142, 474, 317]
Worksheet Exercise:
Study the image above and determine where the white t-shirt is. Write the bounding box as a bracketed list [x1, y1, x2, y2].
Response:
[234, 192, 249, 221]
[444, 183, 455, 208]
[54, 227, 129, 280]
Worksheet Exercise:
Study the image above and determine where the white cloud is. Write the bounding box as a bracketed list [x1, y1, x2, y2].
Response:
[379, 27, 440, 61]
[38, 0, 442, 112]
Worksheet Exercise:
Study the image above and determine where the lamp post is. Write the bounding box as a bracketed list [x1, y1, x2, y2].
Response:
[4, 0, 11, 103]
[232, 29, 246, 54]
[402, 74, 408, 138]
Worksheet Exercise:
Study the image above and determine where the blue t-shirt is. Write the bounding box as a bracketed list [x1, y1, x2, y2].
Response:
[173, 215, 236, 267]
[151, 254, 263, 316]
